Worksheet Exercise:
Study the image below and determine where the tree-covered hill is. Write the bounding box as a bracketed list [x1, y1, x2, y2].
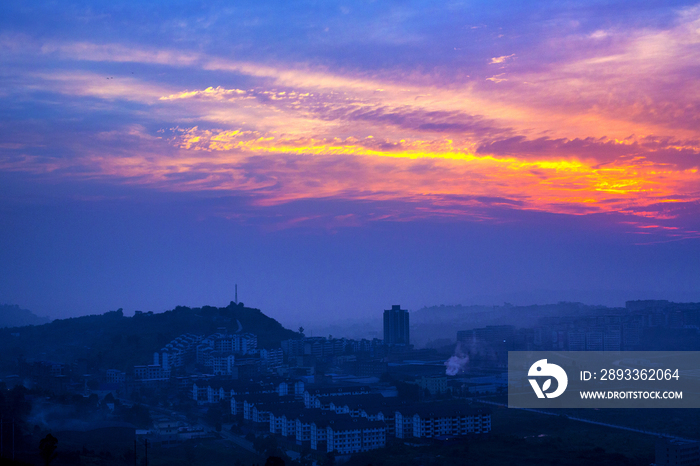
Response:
[0, 302, 299, 372]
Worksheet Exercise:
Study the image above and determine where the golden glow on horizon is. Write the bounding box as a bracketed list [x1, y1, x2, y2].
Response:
[63, 127, 696, 220]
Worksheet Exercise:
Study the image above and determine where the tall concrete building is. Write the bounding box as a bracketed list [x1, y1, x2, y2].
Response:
[383, 305, 409, 346]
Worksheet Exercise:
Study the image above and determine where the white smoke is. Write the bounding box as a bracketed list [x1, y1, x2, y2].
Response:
[444, 344, 469, 376]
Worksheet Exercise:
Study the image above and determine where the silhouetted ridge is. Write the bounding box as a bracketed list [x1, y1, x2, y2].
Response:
[0, 303, 298, 372]
[0, 304, 51, 328]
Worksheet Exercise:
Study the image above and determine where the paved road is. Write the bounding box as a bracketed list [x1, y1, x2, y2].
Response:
[476, 399, 697, 442]
[216, 424, 257, 454]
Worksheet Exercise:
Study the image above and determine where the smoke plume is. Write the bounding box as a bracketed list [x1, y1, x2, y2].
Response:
[444, 344, 469, 376]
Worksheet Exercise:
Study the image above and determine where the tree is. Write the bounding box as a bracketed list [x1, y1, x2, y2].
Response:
[322, 451, 335, 466]
[184, 443, 196, 464]
[254, 435, 283, 458]
[395, 381, 421, 401]
[205, 406, 223, 432]
[102, 392, 116, 408]
[39, 433, 58, 466]
[265, 457, 285, 466]
[123, 404, 152, 428]
[298, 447, 313, 466]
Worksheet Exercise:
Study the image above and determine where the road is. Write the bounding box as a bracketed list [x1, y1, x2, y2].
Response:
[476, 399, 698, 442]
[216, 424, 257, 454]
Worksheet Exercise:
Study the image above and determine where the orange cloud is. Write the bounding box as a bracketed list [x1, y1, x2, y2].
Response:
[48, 127, 691, 223]
[489, 54, 515, 64]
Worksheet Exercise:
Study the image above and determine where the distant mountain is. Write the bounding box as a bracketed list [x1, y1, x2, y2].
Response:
[0, 304, 51, 328]
[0, 302, 299, 372]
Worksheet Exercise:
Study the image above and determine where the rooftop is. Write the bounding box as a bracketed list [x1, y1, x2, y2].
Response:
[398, 403, 491, 418]
[326, 417, 387, 432]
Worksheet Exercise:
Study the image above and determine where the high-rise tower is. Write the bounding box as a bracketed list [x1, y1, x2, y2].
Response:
[383, 305, 409, 346]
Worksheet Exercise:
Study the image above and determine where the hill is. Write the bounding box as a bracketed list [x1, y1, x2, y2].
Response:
[0, 302, 299, 372]
[0, 304, 51, 328]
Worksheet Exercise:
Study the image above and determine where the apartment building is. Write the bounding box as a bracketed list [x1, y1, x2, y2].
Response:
[325, 418, 386, 454]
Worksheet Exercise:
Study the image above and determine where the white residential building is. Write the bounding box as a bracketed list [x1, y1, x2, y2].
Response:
[260, 348, 284, 369]
[159, 333, 204, 370]
[214, 333, 258, 355]
[134, 364, 170, 383]
[395, 405, 491, 439]
[192, 381, 237, 404]
[212, 353, 236, 376]
[325, 418, 386, 454]
[656, 438, 700, 466]
[105, 369, 126, 384]
[278, 412, 300, 437]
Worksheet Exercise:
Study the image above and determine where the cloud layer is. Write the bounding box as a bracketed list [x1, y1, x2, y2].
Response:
[1, 1, 699, 242]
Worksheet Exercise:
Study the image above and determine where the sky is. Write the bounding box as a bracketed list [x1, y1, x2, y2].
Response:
[1, 1, 699, 328]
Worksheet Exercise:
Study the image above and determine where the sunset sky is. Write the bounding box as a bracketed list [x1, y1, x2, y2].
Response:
[1, 1, 699, 325]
